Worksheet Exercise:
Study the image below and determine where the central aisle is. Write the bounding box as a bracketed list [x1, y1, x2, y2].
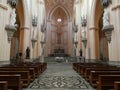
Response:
[24, 62, 95, 90]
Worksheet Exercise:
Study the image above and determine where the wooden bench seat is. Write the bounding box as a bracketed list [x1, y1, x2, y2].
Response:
[0, 67, 35, 81]
[9, 65, 40, 78]
[114, 81, 120, 90]
[97, 75, 120, 90]
[84, 67, 120, 80]
[30, 62, 47, 73]
[0, 75, 22, 90]
[89, 71, 120, 87]
[0, 71, 30, 87]
[0, 81, 8, 90]
[72, 63, 100, 73]
[77, 64, 108, 76]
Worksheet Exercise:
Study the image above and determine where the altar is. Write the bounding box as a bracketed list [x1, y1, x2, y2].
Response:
[51, 48, 65, 57]
[55, 57, 64, 62]
[49, 47, 69, 57]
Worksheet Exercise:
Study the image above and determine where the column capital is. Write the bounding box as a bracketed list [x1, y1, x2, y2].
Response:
[112, 4, 120, 11]
[0, 3, 8, 10]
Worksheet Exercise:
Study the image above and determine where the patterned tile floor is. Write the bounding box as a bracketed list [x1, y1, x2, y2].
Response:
[23, 62, 95, 90]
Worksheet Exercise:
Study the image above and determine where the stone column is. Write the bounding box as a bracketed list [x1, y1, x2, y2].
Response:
[19, 27, 30, 59]
[89, 27, 99, 60]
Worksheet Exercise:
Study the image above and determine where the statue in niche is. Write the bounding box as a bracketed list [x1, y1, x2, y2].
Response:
[26, 47, 30, 59]
[10, 8, 16, 26]
[7, 0, 18, 8]
[79, 49, 82, 57]
[103, 10, 110, 27]
[101, 0, 112, 8]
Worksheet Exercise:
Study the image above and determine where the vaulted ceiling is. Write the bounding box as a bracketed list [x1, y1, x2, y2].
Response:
[45, 0, 74, 20]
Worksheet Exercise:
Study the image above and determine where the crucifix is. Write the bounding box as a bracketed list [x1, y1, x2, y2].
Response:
[57, 26, 62, 44]
[57, 33, 61, 44]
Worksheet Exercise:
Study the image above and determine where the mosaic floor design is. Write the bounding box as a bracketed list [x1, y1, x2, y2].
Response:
[28, 75, 88, 89]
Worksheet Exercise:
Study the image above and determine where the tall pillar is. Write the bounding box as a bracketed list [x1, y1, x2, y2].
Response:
[89, 27, 99, 59]
[45, 21, 51, 56]
[19, 27, 30, 59]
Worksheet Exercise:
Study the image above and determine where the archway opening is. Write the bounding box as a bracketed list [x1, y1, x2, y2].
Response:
[10, 0, 24, 60]
[47, 6, 72, 57]
[10, 11, 20, 60]
[94, 0, 109, 61]
[99, 14, 109, 61]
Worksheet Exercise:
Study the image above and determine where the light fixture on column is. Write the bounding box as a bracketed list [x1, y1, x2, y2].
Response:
[41, 20, 46, 33]
[32, 16, 38, 27]
[31, 15, 38, 48]
[72, 19, 78, 57]
[81, 16, 87, 27]
[81, 16, 87, 48]
[40, 20, 46, 63]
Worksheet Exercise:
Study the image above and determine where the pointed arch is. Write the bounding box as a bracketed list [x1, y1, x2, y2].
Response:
[48, 5, 70, 21]
[17, 0, 24, 26]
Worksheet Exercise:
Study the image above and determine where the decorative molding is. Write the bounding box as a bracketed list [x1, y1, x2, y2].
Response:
[0, 3, 8, 10]
[102, 25, 114, 43]
[20, 26, 30, 30]
[0, 61, 10, 66]
[31, 39, 37, 48]
[5, 25, 17, 42]
[112, 4, 120, 11]
[89, 27, 98, 30]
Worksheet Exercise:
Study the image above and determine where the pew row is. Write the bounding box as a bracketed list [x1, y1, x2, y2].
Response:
[97, 75, 120, 90]
[114, 81, 120, 90]
[0, 71, 30, 87]
[0, 75, 22, 90]
[0, 81, 8, 90]
[0, 67, 35, 81]
[89, 71, 120, 87]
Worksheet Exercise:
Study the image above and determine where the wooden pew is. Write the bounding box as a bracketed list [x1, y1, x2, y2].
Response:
[9, 65, 40, 78]
[38, 63, 47, 73]
[0, 67, 35, 81]
[0, 71, 30, 87]
[89, 71, 120, 87]
[0, 81, 8, 90]
[114, 81, 120, 90]
[73, 63, 80, 71]
[84, 66, 120, 80]
[29, 62, 47, 73]
[76, 63, 106, 76]
[97, 75, 120, 90]
[10, 62, 47, 75]
[0, 75, 22, 90]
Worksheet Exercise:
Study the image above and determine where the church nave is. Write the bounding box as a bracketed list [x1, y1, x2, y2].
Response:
[24, 62, 94, 90]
